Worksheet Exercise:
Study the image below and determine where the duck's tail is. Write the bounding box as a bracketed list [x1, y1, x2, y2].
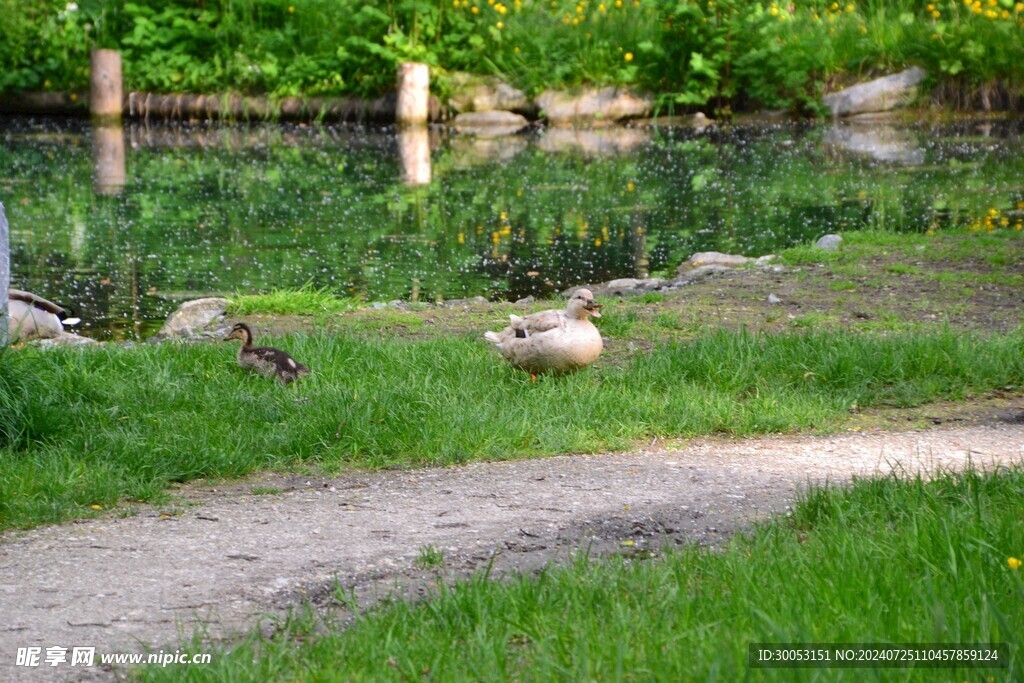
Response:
[483, 331, 502, 345]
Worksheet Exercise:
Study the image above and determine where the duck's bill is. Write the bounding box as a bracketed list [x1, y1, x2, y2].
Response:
[587, 304, 602, 318]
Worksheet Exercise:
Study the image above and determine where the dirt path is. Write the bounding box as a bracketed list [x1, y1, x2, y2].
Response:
[2, 421, 1023, 681]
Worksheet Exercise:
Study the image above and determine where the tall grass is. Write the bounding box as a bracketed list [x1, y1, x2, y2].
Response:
[137, 466, 1024, 682]
[228, 282, 361, 316]
[1, 327, 1022, 530]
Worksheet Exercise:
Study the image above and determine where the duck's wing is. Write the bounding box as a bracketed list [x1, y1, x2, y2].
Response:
[516, 309, 566, 335]
[252, 346, 309, 373]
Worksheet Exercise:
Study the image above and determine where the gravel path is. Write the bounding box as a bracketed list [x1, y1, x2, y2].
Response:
[2, 422, 1022, 681]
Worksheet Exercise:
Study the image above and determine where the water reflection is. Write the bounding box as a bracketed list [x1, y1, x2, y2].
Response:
[1, 117, 1022, 340]
[92, 123, 126, 194]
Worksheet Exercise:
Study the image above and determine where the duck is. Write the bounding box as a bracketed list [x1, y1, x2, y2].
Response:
[7, 288, 81, 342]
[224, 322, 310, 384]
[484, 288, 603, 378]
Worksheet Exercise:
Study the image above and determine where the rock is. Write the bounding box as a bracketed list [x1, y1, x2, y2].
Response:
[448, 73, 529, 114]
[767, 293, 783, 305]
[515, 295, 535, 305]
[451, 111, 529, 138]
[678, 251, 750, 275]
[536, 87, 654, 126]
[815, 234, 843, 251]
[158, 297, 230, 338]
[823, 67, 927, 118]
[33, 331, 98, 347]
[591, 278, 667, 297]
[823, 124, 925, 165]
[441, 296, 489, 307]
[674, 265, 735, 284]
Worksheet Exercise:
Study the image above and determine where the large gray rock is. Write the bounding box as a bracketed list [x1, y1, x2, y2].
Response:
[451, 110, 529, 137]
[678, 252, 750, 274]
[448, 73, 529, 114]
[159, 297, 230, 338]
[823, 67, 927, 117]
[591, 278, 668, 297]
[536, 87, 653, 126]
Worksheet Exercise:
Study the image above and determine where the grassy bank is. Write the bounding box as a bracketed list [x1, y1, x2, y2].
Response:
[1, 324, 1022, 531]
[3, 1, 1022, 113]
[136, 466, 1024, 681]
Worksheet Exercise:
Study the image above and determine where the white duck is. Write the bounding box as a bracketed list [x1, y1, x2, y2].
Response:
[484, 288, 603, 378]
[7, 289, 80, 342]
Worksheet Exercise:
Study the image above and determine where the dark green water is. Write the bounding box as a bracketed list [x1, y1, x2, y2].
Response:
[2, 116, 1022, 339]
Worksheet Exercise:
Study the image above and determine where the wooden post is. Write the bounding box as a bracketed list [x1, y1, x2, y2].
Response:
[90, 49, 123, 121]
[396, 62, 429, 126]
[92, 124, 126, 195]
[397, 126, 431, 186]
[0, 201, 9, 346]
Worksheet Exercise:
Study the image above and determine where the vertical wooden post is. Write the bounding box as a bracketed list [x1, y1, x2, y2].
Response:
[0, 201, 9, 346]
[92, 124, 126, 195]
[396, 62, 430, 126]
[90, 49, 123, 121]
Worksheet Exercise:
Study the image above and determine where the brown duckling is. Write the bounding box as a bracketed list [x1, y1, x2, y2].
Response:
[224, 322, 310, 384]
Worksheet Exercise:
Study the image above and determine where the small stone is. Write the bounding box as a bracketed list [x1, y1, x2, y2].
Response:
[768, 294, 782, 304]
[815, 234, 843, 251]
[515, 295, 535, 304]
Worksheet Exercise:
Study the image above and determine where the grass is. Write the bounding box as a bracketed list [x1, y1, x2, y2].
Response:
[136, 466, 1024, 682]
[227, 282, 361, 317]
[1, 326, 1022, 531]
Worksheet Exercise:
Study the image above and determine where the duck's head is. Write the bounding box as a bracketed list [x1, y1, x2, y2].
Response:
[224, 322, 253, 344]
[567, 288, 601, 319]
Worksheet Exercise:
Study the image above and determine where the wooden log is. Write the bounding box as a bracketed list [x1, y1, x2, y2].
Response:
[396, 62, 430, 126]
[90, 49, 123, 121]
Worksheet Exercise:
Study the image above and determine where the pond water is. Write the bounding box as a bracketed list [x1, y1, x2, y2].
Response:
[2, 116, 1022, 340]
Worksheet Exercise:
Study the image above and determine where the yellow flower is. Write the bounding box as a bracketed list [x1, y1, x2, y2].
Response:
[770, 6, 779, 15]
[500, 211, 507, 220]
[496, 20, 504, 27]
[624, 52, 634, 61]
[514, 46, 520, 53]
[615, 0, 622, 5]
[471, 5, 479, 13]
[1009, 557, 1022, 570]
[845, 3, 855, 12]
[626, 180, 635, 192]
[288, 5, 295, 12]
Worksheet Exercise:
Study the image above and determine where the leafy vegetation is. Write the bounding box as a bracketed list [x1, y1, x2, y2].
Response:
[2, 0, 1023, 112]
[137, 465, 1024, 681]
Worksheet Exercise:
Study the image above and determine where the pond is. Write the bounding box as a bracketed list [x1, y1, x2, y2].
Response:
[2, 115, 1022, 340]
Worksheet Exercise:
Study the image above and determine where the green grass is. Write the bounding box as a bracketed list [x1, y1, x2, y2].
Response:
[1, 327, 1022, 531]
[227, 282, 361, 317]
[136, 466, 1024, 682]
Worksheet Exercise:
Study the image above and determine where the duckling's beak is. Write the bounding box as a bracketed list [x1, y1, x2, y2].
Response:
[585, 300, 602, 318]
